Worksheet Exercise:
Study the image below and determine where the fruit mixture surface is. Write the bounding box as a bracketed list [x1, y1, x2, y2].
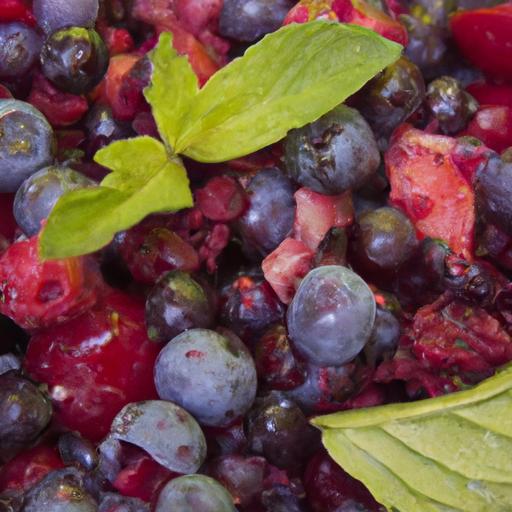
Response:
[1, 0, 512, 511]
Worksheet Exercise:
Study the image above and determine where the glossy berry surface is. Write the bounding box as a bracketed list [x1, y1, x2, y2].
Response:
[287, 266, 376, 366]
[0, 100, 55, 193]
[220, 271, 285, 343]
[254, 324, 306, 391]
[154, 328, 257, 427]
[350, 207, 417, 277]
[245, 392, 318, 470]
[40, 27, 109, 95]
[145, 271, 213, 343]
[24, 291, 161, 441]
[0, 373, 52, 460]
[237, 167, 296, 257]
[14, 165, 94, 237]
[284, 105, 380, 195]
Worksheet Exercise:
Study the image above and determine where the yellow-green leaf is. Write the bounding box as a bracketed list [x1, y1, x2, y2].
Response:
[174, 21, 402, 162]
[144, 32, 199, 151]
[312, 365, 512, 512]
[39, 137, 192, 259]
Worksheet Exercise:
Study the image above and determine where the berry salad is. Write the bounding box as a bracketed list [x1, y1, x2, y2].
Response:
[1, 0, 512, 511]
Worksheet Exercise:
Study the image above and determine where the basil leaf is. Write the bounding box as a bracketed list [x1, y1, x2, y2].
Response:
[144, 32, 199, 151]
[39, 137, 192, 259]
[174, 21, 402, 162]
[312, 365, 512, 512]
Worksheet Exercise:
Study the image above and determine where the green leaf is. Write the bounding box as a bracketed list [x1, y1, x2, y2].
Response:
[174, 20, 402, 162]
[144, 32, 199, 151]
[312, 365, 512, 512]
[39, 137, 192, 259]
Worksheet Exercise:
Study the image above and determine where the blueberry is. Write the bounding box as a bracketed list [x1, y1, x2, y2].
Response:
[0, 23, 42, 80]
[476, 155, 512, 235]
[219, 0, 295, 42]
[109, 400, 206, 474]
[155, 475, 236, 512]
[0, 373, 52, 455]
[0, 100, 55, 192]
[284, 105, 380, 195]
[145, 271, 214, 343]
[154, 329, 257, 427]
[98, 493, 149, 512]
[364, 308, 400, 367]
[287, 266, 376, 366]
[14, 165, 94, 236]
[245, 392, 318, 470]
[237, 168, 295, 257]
[40, 27, 109, 95]
[33, 0, 99, 35]
[22, 468, 97, 512]
[350, 207, 418, 277]
[426, 76, 478, 134]
[58, 432, 98, 471]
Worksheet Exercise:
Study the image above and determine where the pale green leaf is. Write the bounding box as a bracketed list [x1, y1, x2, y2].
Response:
[39, 137, 192, 259]
[174, 21, 402, 162]
[313, 365, 512, 512]
[144, 32, 199, 151]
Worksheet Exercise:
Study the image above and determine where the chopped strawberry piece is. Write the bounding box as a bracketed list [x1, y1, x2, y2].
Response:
[411, 295, 512, 375]
[293, 188, 353, 251]
[464, 105, 512, 153]
[284, 0, 407, 45]
[451, 4, 512, 82]
[262, 238, 314, 304]
[0, 235, 100, 330]
[199, 223, 230, 273]
[386, 125, 475, 260]
[93, 54, 141, 120]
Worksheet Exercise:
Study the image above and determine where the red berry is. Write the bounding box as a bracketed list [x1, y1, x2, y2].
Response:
[0, 444, 63, 494]
[113, 448, 176, 503]
[0, 235, 100, 330]
[24, 290, 161, 441]
[195, 176, 248, 222]
[118, 225, 199, 284]
[28, 72, 89, 128]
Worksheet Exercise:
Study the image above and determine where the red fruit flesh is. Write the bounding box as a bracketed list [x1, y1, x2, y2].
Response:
[195, 176, 249, 222]
[113, 450, 176, 503]
[293, 188, 353, 251]
[262, 238, 314, 304]
[386, 125, 475, 260]
[0, 235, 100, 330]
[24, 290, 161, 441]
[28, 72, 89, 128]
[451, 5, 512, 82]
[0, 444, 63, 494]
